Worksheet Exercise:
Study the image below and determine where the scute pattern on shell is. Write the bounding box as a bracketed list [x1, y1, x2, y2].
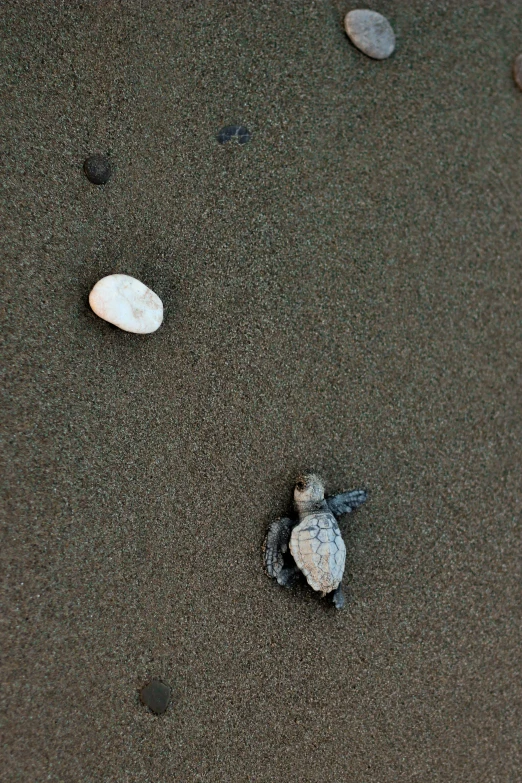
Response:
[290, 513, 346, 593]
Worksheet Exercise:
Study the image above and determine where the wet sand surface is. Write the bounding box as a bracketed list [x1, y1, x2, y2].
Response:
[1, 2, 521, 780]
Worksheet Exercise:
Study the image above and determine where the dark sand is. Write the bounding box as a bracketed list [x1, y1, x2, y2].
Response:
[1, 1, 521, 780]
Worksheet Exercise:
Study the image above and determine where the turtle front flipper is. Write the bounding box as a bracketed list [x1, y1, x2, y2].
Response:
[327, 489, 367, 518]
[264, 517, 300, 588]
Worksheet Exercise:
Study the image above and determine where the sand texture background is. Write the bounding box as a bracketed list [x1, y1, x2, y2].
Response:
[1, 1, 521, 781]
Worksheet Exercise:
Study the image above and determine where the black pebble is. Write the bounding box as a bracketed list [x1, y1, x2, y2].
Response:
[83, 154, 112, 185]
[139, 679, 171, 715]
[217, 125, 251, 145]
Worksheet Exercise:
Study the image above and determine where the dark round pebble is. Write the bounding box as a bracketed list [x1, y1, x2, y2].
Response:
[217, 125, 251, 145]
[139, 679, 171, 714]
[83, 154, 112, 185]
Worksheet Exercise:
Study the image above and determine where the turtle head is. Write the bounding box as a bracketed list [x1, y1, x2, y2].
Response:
[294, 474, 325, 506]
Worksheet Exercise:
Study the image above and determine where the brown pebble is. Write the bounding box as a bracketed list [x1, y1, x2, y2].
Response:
[513, 54, 522, 91]
[139, 679, 171, 715]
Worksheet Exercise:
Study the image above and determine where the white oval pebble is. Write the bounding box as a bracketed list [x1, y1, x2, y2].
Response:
[344, 9, 396, 60]
[89, 274, 163, 334]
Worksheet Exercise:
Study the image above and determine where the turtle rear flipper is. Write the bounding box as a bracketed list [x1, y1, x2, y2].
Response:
[332, 585, 345, 609]
[327, 489, 367, 518]
[264, 517, 300, 587]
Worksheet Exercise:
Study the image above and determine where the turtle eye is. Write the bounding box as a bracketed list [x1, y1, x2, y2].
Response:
[296, 481, 305, 491]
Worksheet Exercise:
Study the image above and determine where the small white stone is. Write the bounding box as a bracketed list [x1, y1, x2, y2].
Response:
[89, 274, 163, 334]
[344, 9, 396, 60]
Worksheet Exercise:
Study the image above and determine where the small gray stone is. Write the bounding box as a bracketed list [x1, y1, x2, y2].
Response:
[83, 154, 111, 185]
[140, 680, 171, 715]
[344, 9, 395, 60]
[217, 125, 251, 145]
[514, 54, 522, 91]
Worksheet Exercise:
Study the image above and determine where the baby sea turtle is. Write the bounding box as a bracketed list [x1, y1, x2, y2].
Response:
[264, 474, 367, 609]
